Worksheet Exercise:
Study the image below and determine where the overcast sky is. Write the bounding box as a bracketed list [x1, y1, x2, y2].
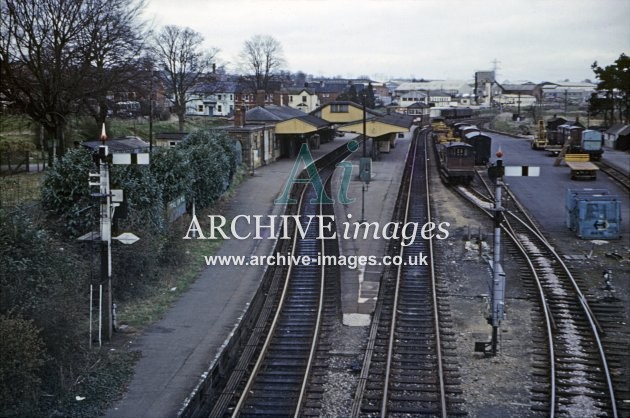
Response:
[142, 0, 629, 83]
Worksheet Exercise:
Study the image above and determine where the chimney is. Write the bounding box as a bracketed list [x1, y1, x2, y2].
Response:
[256, 90, 265, 107]
[212, 63, 216, 73]
[234, 107, 244, 127]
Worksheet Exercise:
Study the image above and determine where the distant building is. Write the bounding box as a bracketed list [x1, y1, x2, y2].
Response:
[284, 87, 320, 113]
[474, 71, 496, 106]
[539, 81, 596, 105]
[186, 80, 236, 117]
[495, 83, 542, 108]
[311, 80, 349, 105]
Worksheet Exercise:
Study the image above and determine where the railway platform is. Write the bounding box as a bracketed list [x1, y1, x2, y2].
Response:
[105, 137, 353, 418]
[331, 132, 413, 323]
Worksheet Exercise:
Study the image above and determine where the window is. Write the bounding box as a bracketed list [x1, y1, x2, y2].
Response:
[218, 105, 222, 113]
[217, 94, 222, 100]
[302, 96, 307, 103]
[331, 104, 349, 113]
[290, 96, 294, 102]
[197, 105, 204, 112]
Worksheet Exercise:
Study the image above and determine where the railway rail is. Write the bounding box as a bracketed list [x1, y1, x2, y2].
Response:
[179, 143, 351, 418]
[596, 159, 630, 192]
[211, 148, 347, 417]
[452, 170, 623, 417]
[352, 128, 463, 417]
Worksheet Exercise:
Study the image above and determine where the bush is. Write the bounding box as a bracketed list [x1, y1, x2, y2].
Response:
[0, 208, 88, 413]
[0, 315, 47, 416]
[41, 147, 96, 236]
[181, 130, 237, 209]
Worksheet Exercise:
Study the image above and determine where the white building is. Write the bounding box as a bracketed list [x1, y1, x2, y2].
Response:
[286, 88, 320, 113]
[185, 81, 236, 117]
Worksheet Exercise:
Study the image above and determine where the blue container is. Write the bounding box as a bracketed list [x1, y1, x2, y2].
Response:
[566, 189, 622, 239]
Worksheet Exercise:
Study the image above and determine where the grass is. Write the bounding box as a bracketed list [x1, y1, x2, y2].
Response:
[0, 171, 44, 207]
[1, 113, 230, 155]
[116, 165, 247, 328]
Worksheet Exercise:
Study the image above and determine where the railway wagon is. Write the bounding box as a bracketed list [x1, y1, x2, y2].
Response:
[452, 122, 471, 138]
[437, 142, 476, 184]
[440, 107, 473, 119]
[463, 131, 492, 165]
[557, 124, 584, 145]
[459, 125, 480, 138]
[545, 116, 568, 145]
[575, 129, 604, 161]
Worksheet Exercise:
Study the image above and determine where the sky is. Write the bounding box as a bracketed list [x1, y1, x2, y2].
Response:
[142, 0, 629, 83]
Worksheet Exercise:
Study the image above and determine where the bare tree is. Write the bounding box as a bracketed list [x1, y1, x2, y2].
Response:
[239, 34, 285, 93]
[79, 1, 147, 128]
[153, 26, 217, 132]
[0, 0, 147, 164]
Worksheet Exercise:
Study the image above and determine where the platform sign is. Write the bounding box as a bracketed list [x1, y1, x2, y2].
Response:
[504, 166, 540, 177]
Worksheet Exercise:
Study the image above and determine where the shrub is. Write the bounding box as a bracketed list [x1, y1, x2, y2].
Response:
[40, 147, 96, 236]
[0, 315, 48, 416]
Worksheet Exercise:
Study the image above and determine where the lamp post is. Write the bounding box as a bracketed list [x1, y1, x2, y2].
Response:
[359, 92, 370, 223]
[362, 92, 367, 158]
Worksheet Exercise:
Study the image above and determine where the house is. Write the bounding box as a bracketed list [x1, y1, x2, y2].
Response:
[311, 80, 349, 105]
[186, 81, 236, 117]
[285, 87, 319, 113]
[234, 80, 286, 110]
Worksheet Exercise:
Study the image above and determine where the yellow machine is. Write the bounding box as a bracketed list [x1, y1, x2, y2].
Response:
[531, 120, 548, 150]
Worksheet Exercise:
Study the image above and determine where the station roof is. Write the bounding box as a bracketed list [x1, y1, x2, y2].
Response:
[337, 114, 414, 137]
[244, 105, 330, 134]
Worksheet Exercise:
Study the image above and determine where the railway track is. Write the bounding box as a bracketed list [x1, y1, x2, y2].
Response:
[453, 171, 624, 417]
[198, 145, 349, 417]
[596, 160, 630, 192]
[352, 128, 463, 417]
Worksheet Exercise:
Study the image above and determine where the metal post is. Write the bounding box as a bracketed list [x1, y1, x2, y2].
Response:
[490, 160, 505, 355]
[362, 94, 367, 158]
[360, 183, 366, 223]
[89, 284, 93, 349]
[98, 284, 103, 347]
